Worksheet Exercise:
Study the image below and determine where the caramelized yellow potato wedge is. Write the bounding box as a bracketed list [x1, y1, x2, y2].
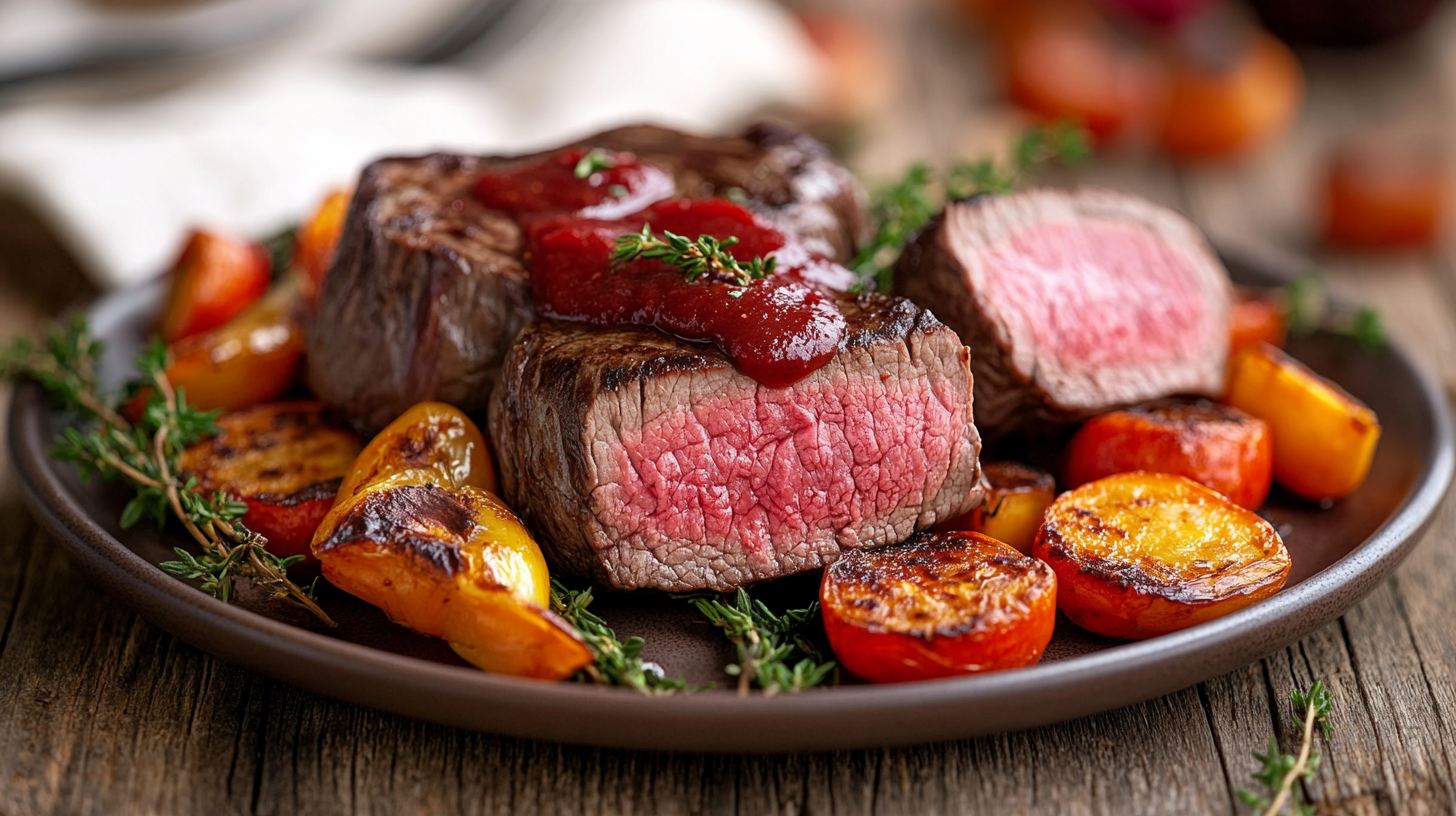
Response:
[1224, 342, 1380, 502]
[313, 402, 589, 680]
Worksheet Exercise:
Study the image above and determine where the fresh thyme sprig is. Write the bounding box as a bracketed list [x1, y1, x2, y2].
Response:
[613, 224, 777, 294]
[550, 579, 688, 694]
[1284, 272, 1387, 350]
[1238, 680, 1334, 816]
[574, 148, 616, 179]
[676, 588, 836, 697]
[1, 317, 333, 626]
[851, 121, 1091, 291]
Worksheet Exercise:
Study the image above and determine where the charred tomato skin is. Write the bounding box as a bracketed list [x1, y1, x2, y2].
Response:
[1063, 398, 1273, 510]
[1034, 472, 1291, 640]
[158, 229, 271, 343]
[178, 400, 363, 563]
[821, 532, 1057, 684]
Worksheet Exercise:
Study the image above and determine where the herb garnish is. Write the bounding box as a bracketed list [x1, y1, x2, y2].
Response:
[574, 148, 616, 179]
[613, 224, 777, 294]
[550, 579, 689, 694]
[1284, 271, 1387, 350]
[677, 588, 836, 696]
[1238, 680, 1334, 816]
[1, 318, 332, 625]
[852, 122, 1091, 291]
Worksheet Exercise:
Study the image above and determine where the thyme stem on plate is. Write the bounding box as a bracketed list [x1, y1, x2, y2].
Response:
[550, 579, 688, 694]
[1237, 680, 1334, 816]
[613, 224, 776, 293]
[1, 317, 332, 626]
[851, 121, 1091, 292]
[676, 588, 836, 697]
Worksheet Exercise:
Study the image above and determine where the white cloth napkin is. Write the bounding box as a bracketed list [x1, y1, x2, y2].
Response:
[0, 0, 820, 289]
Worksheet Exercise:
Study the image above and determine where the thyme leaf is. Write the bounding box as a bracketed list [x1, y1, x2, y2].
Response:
[613, 224, 776, 288]
[1238, 680, 1333, 815]
[2, 318, 333, 625]
[574, 148, 616, 179]
[676, 588, 836, 696]
[852, 121, 1090, 291]
[550, 579, 689, 694]
[1283, 272, 1387, 350]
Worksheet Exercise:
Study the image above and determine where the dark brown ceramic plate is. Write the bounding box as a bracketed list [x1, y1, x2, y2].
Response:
[9, 252, 1453, 752]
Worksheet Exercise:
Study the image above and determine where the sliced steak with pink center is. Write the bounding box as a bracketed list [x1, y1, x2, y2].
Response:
[894, 188, 1231, 438]
[488, 293, 984, 592]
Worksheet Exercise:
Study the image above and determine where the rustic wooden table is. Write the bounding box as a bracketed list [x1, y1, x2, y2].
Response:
[5, 2, 1456, 813]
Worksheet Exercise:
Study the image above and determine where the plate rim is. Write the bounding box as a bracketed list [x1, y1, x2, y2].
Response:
[8, 259, 1453, 753]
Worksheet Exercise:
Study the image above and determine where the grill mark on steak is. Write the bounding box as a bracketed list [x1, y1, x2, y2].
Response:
[893, 188, 1231, 438]
[489, 293, 984, 592]
[308, 123, 870, 432]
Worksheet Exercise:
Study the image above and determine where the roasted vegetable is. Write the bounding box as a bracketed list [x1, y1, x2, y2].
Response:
[178, 401, 363, 562]
[158, 229, 271, 343]
[1063, 399, 1274, 510]
[1322, 137, 1446, 250]
[1157, 29, 1302, 161]
[1035, 472, 1290, 639]
[294, 189, 351, 296]
[1229, 288, 1287, 357]
[1224, 343, 1381, 502]
[936, 461, 1056, 554]
[312, 402, 589, 679]
[164, 278, 306, 412]
[820, 531, 1057, 683]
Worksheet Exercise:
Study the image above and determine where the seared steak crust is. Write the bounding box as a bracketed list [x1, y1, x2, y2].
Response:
[489, 293, 984, 592]
[307, 123, 870, 432]
[894, 188, 1231, 438]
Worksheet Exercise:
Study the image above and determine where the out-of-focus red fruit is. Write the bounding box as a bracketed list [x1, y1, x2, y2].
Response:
[1321, 136, 1447, 250]
[795, 10, 894, 125]
[1098, 0, 1215, 28]
[997, 0, 1161, 144]
[1158, 28, 1302, 161]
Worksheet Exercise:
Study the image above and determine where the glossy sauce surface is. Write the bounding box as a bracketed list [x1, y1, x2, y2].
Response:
[473, 146, 676, 220]
[527, 197, 850, 388]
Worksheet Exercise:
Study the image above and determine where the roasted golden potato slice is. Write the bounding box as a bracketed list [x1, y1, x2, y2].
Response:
[1224, 342, 1381, 502]
[937, 461, 1056, 554]
[1034, 472, 1290, 639]
[821, 531, 1057, 683]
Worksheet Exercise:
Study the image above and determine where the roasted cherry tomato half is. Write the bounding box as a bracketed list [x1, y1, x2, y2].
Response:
[312, 402, 589, 679]
[157, 229, 271, 344]
[1035, 472, 1290, 639]
[1229, 287, 1287, 357]
[179, 401, 363, 563]
[294, 188, 352, 297]
[1063, 399, 1274, 510]
[821, 531, 1057, 683]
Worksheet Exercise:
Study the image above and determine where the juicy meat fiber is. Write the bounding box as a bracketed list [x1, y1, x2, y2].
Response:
[489, 294, 984, 592]
[894, 188, 1232, 438]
